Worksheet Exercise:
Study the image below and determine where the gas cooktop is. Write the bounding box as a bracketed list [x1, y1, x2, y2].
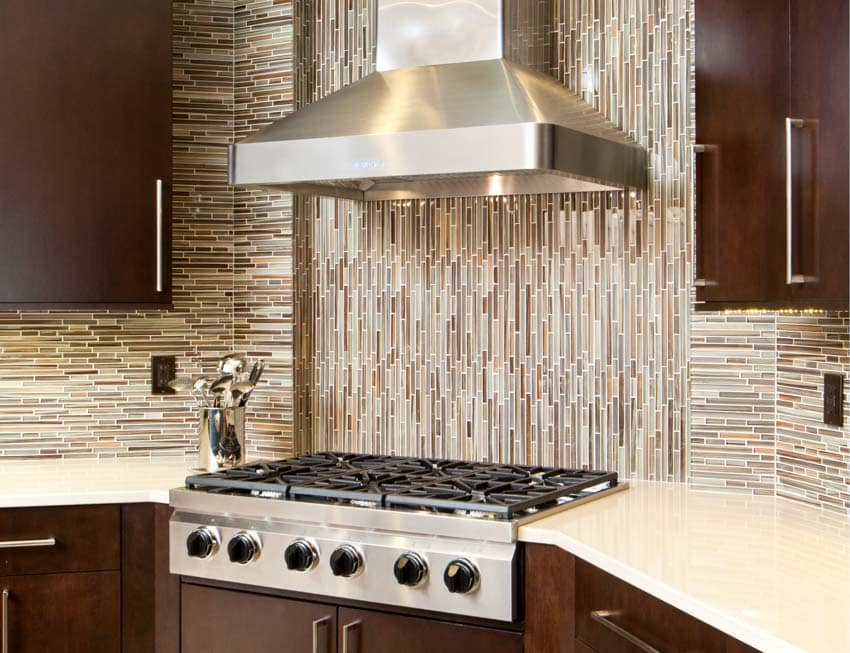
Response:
[172, 452, 624, 622]
[184, 451, 619, 520]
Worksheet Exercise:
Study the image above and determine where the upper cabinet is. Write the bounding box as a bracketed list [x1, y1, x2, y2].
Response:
[695, 0, 848, 310]
[0, 0, 172, 308]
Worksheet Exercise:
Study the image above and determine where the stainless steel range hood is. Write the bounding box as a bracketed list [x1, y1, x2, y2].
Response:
[229, 0, 647, 200]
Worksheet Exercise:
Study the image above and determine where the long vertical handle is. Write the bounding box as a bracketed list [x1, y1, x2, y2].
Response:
[155, 178, 164, 292]
[693, 144, 718, 289]
[311, 616, 331, 653]
[786, 118, 807, 285]
[342, 620, 362, 653]
[2, 588, 9, 653]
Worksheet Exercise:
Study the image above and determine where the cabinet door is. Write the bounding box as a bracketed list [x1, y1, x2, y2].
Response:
[337, 607, 523, 653]
[0, 571, 121, 653]
[694, 0, 789, 308]
[0, 0, 172, 306]
[181, 583, 337, 653]
[786, 0, 849, 307]
[574, 560, 758, 653]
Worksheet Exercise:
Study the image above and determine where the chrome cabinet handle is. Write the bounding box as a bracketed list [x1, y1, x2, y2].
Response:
[342, 620, 362, 653]
[785, 118, 809, 285]
[590, 610, 662, 653]
[311, 616, 331, 653]
[0, 537, 56, 549]
[155, 179, 164, 293]
[2, 588, 9, 653]
[693, 144, 719, 289]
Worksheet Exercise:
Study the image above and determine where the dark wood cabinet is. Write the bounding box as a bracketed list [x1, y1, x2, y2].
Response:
[0, 571, 121, 653]
[179, 584, 522, 653]
[0, 503, 177, 653]
[0, 0, 172, 307]
[695, 0, 848, 309]
[785, 0, 849, 305]
[338, 607, 523, 653]
[181, 584, 337, 653]
[524, 544, 760, 653]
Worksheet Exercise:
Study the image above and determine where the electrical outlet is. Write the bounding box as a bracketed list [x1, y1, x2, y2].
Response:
[824, 373, 844, 427]
[152, 355, 177, 395]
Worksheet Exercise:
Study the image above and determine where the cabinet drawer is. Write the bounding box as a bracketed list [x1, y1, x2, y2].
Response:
[575, 560, 758, 653]
[339, 607, 523, 653]
[0, 571, 120, 653]
[0, 505, 120, 575]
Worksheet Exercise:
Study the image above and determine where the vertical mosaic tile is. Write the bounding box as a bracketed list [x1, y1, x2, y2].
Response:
[294, 0, 693, 481]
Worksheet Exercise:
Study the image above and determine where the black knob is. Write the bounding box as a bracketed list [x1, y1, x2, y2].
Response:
[186, 528, 217, 559]
[329, 545, 362, 577]
[393, 552, 428, 587]
[443, 559, 479, 594]
[227, 532, 260, 564]
[285, 539, 317, 571]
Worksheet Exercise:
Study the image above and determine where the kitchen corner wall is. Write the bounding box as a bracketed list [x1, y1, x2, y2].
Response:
[1, 0, 847, 514]
[691, 311, 850, 512]
[0, 0, 235, 459]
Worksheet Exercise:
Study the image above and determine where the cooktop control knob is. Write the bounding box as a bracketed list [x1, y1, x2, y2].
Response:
[186, 528, 218, 559]
[393, 552, 428, 587]
[329, 545, 362, 577]
[284, 539, 318, 572]
[227, 531, 261, 564]
[443, 559, 479, 594]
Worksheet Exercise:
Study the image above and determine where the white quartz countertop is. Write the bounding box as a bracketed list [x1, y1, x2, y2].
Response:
[0, 458, 194, 507]
[519, 481, 849, 653]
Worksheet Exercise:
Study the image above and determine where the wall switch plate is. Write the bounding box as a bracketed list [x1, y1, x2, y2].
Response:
[152, 355, 177, 395]
[824, 373, 844, 427]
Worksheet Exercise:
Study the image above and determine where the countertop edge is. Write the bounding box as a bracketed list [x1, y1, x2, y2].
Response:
[518, 528, 805, 653]
[0, 488, 174, 508]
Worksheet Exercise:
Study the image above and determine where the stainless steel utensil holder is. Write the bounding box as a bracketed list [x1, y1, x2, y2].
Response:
[197, 407, 246, 471]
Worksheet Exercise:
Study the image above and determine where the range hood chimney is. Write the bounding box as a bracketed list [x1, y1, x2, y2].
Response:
[229, 0, 647, 200]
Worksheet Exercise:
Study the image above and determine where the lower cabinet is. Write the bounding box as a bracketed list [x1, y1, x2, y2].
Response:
[338, 607, 523, 653]
[0, 571, 121, 653]
[181, 584, 337, 652]
[0, 503, 177, 653]
[524, 544, 760, 653]
[181, 583, 523, 653]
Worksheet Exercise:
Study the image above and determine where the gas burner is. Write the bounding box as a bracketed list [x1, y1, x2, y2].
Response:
[185, 452, 619, 520]
[172, 452, 625, 623]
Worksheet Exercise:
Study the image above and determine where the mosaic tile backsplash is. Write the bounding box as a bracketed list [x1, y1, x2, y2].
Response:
[0, 0, 847, 515]
[0, 0, 236, 459]
[295, 0, 693, 481]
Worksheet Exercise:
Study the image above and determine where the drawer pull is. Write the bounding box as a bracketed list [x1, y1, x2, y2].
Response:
[0, 537, 56, 550]
[590, 610, 662, 653]
[2, 588, 8, 653]
[342, 620, 362, 653]
[312, 616, 331, 653]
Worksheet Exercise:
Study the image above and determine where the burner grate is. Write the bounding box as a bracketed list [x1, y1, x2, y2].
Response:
[185, 452, 618, 519]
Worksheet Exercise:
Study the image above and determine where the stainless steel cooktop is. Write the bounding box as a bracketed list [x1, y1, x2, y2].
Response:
[171, 452, 624, 623]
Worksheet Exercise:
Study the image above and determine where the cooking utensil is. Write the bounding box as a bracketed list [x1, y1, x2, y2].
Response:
[249, 359, 265, 386]
[209, 375, 233, 408]
[218, 354, 248, 379]
[190, 375, 216, 407]
[168, 377, 194, 393]
[230, 382, 254, 407]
